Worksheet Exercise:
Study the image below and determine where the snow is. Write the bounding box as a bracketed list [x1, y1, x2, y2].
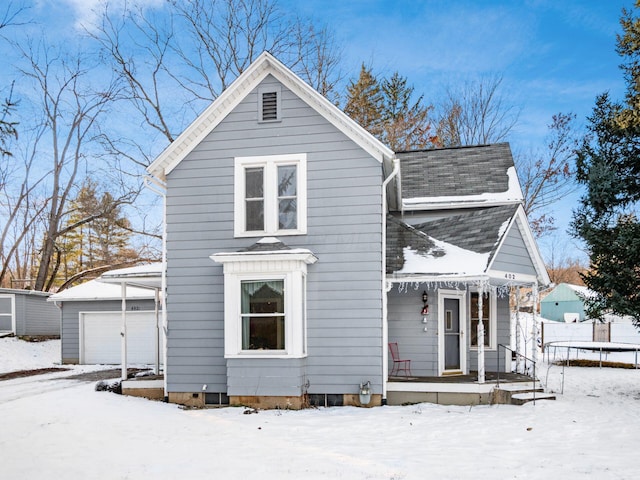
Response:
[48, 278, 156, 302]
[403, 166, 524, 208]
[398, 240, 490, 276]
[2, 338, 640, 479]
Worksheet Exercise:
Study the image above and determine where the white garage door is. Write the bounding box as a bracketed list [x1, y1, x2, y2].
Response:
[80, 311, 163, 365]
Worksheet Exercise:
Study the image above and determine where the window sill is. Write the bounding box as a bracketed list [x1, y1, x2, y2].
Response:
[235, 229, 306, 238]
[225, 352, 307, 360]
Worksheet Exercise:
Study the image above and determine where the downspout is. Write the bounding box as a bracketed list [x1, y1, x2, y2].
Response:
[144, 174, 168, 400]
[381, 157, 400, 405]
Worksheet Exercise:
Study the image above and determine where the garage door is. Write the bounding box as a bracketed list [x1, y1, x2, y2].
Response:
[80, 311, 163, 365]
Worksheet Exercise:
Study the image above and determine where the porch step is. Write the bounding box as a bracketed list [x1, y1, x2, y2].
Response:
[510, 392, 556, 405]
[492, 383, 554, 405]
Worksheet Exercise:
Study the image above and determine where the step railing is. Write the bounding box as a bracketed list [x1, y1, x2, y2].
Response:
[497, 343, 538, 404]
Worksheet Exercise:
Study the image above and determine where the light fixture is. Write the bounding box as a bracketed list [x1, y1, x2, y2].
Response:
[359, 381, 371, 406]
[421, 290, 429, 315]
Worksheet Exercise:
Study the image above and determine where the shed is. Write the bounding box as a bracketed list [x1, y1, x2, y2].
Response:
[0, 288, 60, 337]
[48, 270, 161, 365]
[540, 283, 592, 322]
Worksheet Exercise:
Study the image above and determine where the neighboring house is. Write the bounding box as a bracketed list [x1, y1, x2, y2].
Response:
[146, 52, 549, 408]
[540, 283, 591, 322]
[48, 264, 162, 365]
[0, 288, 59, 337]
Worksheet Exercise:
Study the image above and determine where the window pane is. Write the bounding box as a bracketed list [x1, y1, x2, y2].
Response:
[245, 167, 264, 198]
[278, 165, 297, 196]
[245, 200, 264, 231]
[471, 293, 491, 347]
[0, 298, 12, 314]
[241, 281, 285, 350]
[279, 199, 297, 229]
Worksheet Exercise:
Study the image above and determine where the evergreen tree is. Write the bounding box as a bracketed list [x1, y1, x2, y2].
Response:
[571, 5, 640, 327]
[344, 64, 384, 138]
[380, 72, 434, 151]
[344, 66, 435, 150]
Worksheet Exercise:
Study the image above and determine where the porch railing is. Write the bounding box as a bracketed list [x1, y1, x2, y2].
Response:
[497, 343, 537, 404]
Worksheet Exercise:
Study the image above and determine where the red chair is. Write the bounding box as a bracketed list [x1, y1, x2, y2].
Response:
[389, 342, 411, 377]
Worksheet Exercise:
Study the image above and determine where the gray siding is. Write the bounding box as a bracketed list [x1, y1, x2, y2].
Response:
[165, 75, 383, 397]
[60, 299, 156, 364]
[387, 285, 511, 376]
[491, 221, 536, 276]
[20, 294, 59, 336]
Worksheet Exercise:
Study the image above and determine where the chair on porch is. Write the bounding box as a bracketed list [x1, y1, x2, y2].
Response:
[388, 342, 412, 377]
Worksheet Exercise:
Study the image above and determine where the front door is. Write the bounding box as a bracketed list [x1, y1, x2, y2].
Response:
[439, 290, 466, 375]
[444, 298, 460, 370]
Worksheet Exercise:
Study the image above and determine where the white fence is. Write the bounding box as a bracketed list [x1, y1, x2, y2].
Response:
[541, 321, 640, 346]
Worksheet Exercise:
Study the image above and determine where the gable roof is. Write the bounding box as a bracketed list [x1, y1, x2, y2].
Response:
[397, 143, 523, 210]
[387, 204, 549, 285]
[147, 52, 394, 181]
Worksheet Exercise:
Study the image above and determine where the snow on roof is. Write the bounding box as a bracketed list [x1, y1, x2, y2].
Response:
[397, 239, 490, 276]
[48, 278, 156, 302]
[402, 167, 523, 209]
[565, 283, 596, 298]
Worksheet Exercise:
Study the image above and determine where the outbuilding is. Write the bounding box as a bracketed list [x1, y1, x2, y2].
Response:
[0, 288, 60, 337]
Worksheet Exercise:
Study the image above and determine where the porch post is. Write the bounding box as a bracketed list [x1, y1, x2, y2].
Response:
[477, 284, 485, 384]
[515, 286, 521, 374]
[531, 283, 539, 366]
[121, 282, 128, 381]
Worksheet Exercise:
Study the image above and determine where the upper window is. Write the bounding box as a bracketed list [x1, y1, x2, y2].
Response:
[470, 291, 497, 349]
[234, 154, 307, 237]
[258, 86, 281, 122]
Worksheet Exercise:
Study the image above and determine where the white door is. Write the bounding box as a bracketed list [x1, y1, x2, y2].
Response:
[80, 311, 162, 364]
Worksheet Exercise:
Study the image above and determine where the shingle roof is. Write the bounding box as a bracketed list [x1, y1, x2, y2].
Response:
[413, 204, 518, 255]
[386, 205, 518, 275]
[397, 143, 515, 199]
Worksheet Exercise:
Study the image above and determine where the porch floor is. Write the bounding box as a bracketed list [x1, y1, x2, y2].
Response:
[388, 371, 533, 384]
[386, 371, 540, 406]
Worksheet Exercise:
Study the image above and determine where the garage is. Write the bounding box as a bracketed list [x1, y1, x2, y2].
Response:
[80, 311, 163, 365]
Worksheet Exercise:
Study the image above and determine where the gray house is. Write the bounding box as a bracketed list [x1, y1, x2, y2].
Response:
[0, 288, 59, 337]
[146, 52, 549, 408]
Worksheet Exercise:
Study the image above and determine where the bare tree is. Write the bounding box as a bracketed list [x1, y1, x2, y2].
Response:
[89, 0, 343, 166]
[517, 113, 580, 237]
[435, 75, 519, 147]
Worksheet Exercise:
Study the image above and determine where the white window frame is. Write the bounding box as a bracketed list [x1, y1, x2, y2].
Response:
[0, 294, 16, 334]
[469, 290, 497, 351]
[234, 154, 307, 237]
[212, 251, 315, 359]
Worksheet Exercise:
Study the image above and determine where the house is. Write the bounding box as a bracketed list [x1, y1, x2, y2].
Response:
[540, 283, 591, 322]
[145, 52, 549, 408]
[0, 288, 59, 337]
[48, 264, 163, 366]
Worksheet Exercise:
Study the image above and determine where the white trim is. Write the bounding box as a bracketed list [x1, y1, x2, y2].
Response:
[147, 52, 393, 180]
[438, 289, 467, 376]
[0, 294, 16, 334]
[486, 205, 550, 286]
[212, 252, 315, 359]
[234, 153, 307, 237]
[469, 289, 498, 351]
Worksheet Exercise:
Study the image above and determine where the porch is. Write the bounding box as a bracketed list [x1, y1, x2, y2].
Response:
[386, 371, 542, 406]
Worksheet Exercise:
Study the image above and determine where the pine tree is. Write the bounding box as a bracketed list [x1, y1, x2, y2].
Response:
[344, 64, 384, 138]
[571, 6, 640, 326]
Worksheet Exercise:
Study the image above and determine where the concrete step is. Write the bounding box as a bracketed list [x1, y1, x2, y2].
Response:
[511, 392, 556, 405]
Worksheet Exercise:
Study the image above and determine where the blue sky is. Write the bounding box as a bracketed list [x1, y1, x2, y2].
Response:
[9, 0, 635, 262]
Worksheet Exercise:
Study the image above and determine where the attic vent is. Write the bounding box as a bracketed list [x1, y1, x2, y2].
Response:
[262, 91, 278, 120]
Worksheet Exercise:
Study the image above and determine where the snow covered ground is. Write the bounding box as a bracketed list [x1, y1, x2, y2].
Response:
[1, 338, 639, 479]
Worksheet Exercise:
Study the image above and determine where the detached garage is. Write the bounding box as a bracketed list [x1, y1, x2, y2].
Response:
[0, 288, 60, 337]
[49, 267, 162, 365]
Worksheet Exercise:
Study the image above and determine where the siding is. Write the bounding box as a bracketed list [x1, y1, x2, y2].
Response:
[491, 221, 536, 276]
[21, 294, 59, 336]
[60, 299, 156, 364]
[388, 285, 511, 375]
[165, 75, 383, 397]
